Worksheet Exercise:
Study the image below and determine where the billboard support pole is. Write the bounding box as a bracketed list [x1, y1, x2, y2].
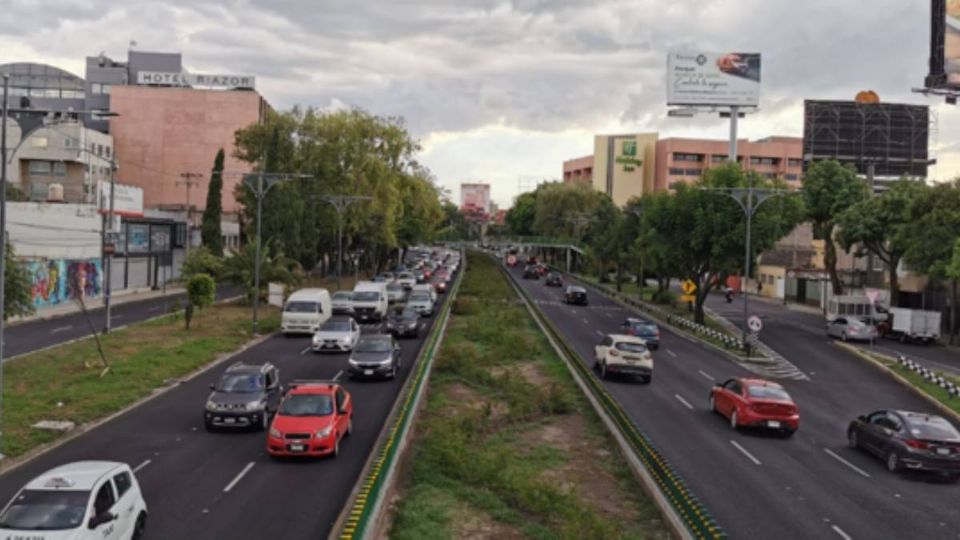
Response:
[728, 105, 739, 165]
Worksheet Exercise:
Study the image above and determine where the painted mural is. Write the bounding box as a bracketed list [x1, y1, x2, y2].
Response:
[27, 259, 103, 307]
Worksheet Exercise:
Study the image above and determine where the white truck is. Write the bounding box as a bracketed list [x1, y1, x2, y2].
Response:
[884, 307, 941, 345]
[352, 281, 389, 323]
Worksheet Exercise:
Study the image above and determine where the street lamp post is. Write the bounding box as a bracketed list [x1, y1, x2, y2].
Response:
[320, 195, 372, 290]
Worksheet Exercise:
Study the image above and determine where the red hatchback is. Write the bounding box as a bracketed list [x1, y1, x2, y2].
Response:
[267, 381, 352, 458]
[709, 377, 799, 437]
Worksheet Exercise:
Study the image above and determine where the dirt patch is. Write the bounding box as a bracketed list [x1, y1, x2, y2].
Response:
[452, 504, 525, 540]
[440, 382, 509, 420]
[487, 362, 552, 387]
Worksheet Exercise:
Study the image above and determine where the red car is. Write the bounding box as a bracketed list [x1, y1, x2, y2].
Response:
[267, 381, 353, 458]
[430, 276, 447, 293]
[709, 377, 799, 437]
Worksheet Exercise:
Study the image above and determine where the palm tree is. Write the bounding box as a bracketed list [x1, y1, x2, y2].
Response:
[221, 239, 302, 304]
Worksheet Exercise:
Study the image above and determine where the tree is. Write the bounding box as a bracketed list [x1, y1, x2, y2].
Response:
[221, 239, 301, 304]
[802, 160, 868, 295]
[5, 184, 27, 202]
[201, 149, 225, 256]
[505, 191, 537, 236]
[836, 180, 927, 306]
[185, 273, 216, 329]
[532, 182, 595, 238]
[4, 242, 34, 320]
[181, 246, 224, 280]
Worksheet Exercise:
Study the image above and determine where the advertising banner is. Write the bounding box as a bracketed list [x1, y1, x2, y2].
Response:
[97, 181, 144, 217]
[946, 1, 960, 86]
[667, 51, 761, 107]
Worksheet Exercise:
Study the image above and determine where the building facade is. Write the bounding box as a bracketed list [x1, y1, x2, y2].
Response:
[562, 155, 594, 184]
[592, 133, 658, 207]
[654, 136, 803, 191]
[460, 183, 491, 214]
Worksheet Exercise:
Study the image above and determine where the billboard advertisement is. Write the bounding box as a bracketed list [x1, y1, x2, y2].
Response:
[667, 52, 761, 107]
[946, 0, 960, 86]
[97, 181, 144, 217]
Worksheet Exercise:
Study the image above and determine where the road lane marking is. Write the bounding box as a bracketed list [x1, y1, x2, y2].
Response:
[148, 306, 162, 312]
[223, 462, 256, 493]
[133, 460, 151, 473]
[595, 330, 604, 337]
[299, 346, 311, 355]
[823, 448, 871, 478]
[674, 394, 694, 410]
[730, 440, 761, 465]
[50, 325, 72, 334]
[698, 370, 714, 381]
[582, 318, 590, 325]
[831, 525, 852, 540]
[333, 370, 343, 382]
[666, 349, 677, 357]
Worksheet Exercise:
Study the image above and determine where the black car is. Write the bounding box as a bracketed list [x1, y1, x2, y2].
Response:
[204, 362, 281, 431]
[564, 286, 588, 305]
[545, 272, 563, 287]
[386, 308, 421, 338]
[848, 410, 960, 480]
[620, 317, 660, 350]
[348, 334, 403, 379]
[522, 265, 540, 279]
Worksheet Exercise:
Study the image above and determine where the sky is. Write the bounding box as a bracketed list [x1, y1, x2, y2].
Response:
[1, 0, 957, 208]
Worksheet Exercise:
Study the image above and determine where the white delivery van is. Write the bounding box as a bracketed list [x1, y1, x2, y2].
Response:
[352, 281, 389, 323]
[281, 288, 332, 335]
[886, 307, 941, 344]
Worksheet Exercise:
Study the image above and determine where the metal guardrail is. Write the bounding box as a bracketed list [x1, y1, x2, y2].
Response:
[498, 259, 726, 539]
[334, 252, 466, 540]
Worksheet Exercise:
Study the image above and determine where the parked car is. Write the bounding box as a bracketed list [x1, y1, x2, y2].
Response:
[331, 291, 354, 317]
[848, 410, 960, 479]
[406, 291, 435, 317]
[281, 288, 332, 335]
[387, 308, 421, 338]
[386, 283, 407, 304]
[0, 461, 149, 540]
[267, 380, 352, 459]
[312, 316, 361, 353]
[545, 272, 563, 287]
[826, 316, 878, 342]
[709, 377, 799, 437]
[348, 335, 403, 379]
[396, 272, 417, 290]
[564, 286, 588, 305]
[594, 334, 653, 382]
[522, 265, 540, 279]
[620, 317, 660, 350]
[205, 362, 281, 431]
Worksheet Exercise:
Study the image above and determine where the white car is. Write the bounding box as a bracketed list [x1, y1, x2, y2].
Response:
[386, 283, 407, 304]
[0, 461, 148, 540]
[594, 334, 654, 383]
[312, 316, 361, 352]
[406, 292, 435, 317]
[411, 284, 437, 304]
[396, 272, 417, 290]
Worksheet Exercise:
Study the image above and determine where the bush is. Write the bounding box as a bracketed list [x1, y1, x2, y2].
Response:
[187, 274, 216, 310]
[181, 247, 224, 280]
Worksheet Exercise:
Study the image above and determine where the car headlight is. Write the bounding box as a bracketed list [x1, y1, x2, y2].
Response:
[246, 401, 265, 411]
[269, 428, 282, 438]
[340, 336, 353, 344]
[316, 426, 333, 439]
[407, 322, 418, 329]
[348, 357, 359, 366]
[205, 400, 218, 411]
[379, 358, 393, 366]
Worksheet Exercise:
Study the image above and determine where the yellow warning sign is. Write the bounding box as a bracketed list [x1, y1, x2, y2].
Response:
[681, 280, 697, 295]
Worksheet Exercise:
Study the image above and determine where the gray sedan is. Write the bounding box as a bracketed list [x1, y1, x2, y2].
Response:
[826, 317, 877, 342]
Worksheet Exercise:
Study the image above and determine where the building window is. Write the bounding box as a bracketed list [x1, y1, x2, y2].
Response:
[750, 156, 780, 166]
[673, 153, 704, 162]
[712, 154, 729, 162]
[28, 161, 51, 176]
[174, 223, 187, 247]
[100, 84, 111, 95]
[762, 172, 778, 179]
[785, 174, 799, 181]
[685, 169, 701, 176]
[52, 162, 66, 176]
[105, 146, 111, 158]
[96, 144, 103, 157]
[787, 158, 803, 167]
[91, 83, 102, 95]
[668, 167, 686, 176]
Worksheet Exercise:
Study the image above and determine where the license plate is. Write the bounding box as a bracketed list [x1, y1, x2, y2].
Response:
[289, 444, 305, 451]
[767, 421, 781, 428]
[937, 447, 951, 456]
[224, 418, 236, 424]
[364, 369, 373, 376]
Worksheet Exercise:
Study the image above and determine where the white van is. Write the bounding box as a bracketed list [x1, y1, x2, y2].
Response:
[412, 283, 438, 304]
[352, 281, 389, 323]
[281, 288, 332, 334]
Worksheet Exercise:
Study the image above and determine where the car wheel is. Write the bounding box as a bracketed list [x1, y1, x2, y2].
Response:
[642, 374, 652, 384]
[709, 395, 716, 413]
[132, 511, 147, 540]
[841, 332, 848, 342]
[730, 409, 739, 430]
[600, 362, 608, 380]
[886, 451, 900, 473]
[847, 430, 859, 449]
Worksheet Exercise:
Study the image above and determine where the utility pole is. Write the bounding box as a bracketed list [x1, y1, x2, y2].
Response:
[321, 195, 372, 290]
[0, 74, 9, 458]
[177, 172, 203, 256]
[104, 159, 117, 333]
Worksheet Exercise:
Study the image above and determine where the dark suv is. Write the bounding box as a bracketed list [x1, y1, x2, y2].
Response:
[205, 362, 281, 431]
[523, 265, 540, 279]
[620, 317, 660, 350]
[564, 286, 588, 305]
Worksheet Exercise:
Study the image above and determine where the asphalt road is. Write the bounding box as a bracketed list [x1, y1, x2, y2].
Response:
[510, 268, 960, 540]
[5, 285, 243, 358]
[0, 289, 448, 539]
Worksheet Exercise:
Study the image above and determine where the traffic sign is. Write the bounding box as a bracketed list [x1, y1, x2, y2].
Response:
[865, 290, 880, 304]
[747, 315, 763, 333]
[681, 280, 697, 295]
[103, 243, 116, 255]
[680, 294, 696, 303]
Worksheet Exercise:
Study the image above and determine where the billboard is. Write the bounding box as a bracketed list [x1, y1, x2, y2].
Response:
[947, 0, 960, 86]
[667, 52, 761, 107]
[97, 181, 144, 217]
[460, 183, 491, 214]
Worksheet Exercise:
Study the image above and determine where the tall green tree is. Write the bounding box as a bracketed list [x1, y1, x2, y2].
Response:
[532, 182, 596, 239]
[802, 160, 868, 295]
[505, 191, 537, 236]
[221, 239, 302, 304]
[201, 149, 225, 256]
[5, 242, 34, 320]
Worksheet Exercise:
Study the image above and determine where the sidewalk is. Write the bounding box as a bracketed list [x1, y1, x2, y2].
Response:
[11, 286, 187, 326]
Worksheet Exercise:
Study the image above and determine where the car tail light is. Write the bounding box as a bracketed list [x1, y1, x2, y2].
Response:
[609, 349, 619, 357]
[905, 439, 931, 450]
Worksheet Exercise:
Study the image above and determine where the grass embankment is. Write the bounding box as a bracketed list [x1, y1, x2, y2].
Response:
[389, 254, 669, 539]
[4, 303, 279, 458]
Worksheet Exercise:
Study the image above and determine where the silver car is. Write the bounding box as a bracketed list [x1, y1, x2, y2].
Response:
[406, 292, 434, 317]
[331, 291, 354, 317]
[386, 283, 407, 304]
[827, 316, 877, 342]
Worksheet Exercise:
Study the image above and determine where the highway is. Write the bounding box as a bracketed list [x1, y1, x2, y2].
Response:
[508, 267, 960, 540]
[0, 296, 445, 539]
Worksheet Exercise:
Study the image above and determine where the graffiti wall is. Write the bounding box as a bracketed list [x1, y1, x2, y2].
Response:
[27, 259, 103, 308]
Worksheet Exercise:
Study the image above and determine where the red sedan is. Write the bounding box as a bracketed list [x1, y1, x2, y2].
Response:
[267, 381, 352, 458]
[709, 377, 799, 437]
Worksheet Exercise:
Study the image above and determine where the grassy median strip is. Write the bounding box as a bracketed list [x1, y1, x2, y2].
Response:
[389, 253, 669, 539]
[860, 349, 960, 417]
[3, 303, 279, 459]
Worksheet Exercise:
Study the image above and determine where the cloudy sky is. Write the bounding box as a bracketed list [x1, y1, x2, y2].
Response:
[2, 0, 956, 207]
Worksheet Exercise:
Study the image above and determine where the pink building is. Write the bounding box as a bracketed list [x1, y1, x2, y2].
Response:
[460, 183, 491, 213]
[562, 155, 594, 184]
[654, 137, 803, 191]
[109, 85, 269, 215]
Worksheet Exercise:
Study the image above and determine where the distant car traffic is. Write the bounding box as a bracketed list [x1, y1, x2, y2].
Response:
[412, 283, 438, 304]
[267, 381, 352, 459]
[522, 265, 540, 279]
[331, 291, 354, 317]
[0, 461, 149, 540]
[312, 316, 361, 353]
[564, 286, 588, 305]
[545, 272, 563, 287]
[348, 335, 403, 379]
[594, 334, 653, 383]
[205, 362, 281, 431]
[848, 410, 960, 479]
[709, 377, 799, 437]
[386, 308, 421, 338]
[826, 316, 878, 342]
[620, 317, 660, 350]
[375, 272, 396, 283]
[386, 283, 407, 304]
[430, 275, 447, 294]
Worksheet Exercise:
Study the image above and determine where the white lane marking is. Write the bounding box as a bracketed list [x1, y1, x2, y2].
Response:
[831, 524, 852, 540]
[582, 318, 590, 325]
[133, 459, 151, 473]
[333, 370, 343, 382]
[674, 394, 694, 410]
[698, 370, 714, 381]
[595, 330, 604, 337]
[147, 306, 162, 312]
[666, 349, 677, 357]
[730, 440, 762, 465]
[604, 312, 613, 318]
[50, 325, 73, 334]
[300, 346, 311, 355]
[223, 462, 256, 493]
[823, 448, 871, 478]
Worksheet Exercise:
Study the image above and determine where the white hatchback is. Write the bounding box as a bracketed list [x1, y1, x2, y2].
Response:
[0, 461, 148, 540]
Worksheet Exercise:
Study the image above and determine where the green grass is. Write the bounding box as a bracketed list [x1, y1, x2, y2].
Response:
[390, 253, 669, 539]
[869, 352, 960, 417]
[2, 303, 279, 458]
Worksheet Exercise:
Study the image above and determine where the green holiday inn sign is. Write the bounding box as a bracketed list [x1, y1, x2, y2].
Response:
[615, 140, 642, 171]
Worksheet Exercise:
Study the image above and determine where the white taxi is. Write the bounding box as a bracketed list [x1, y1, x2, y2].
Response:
[0, 461, 147, 540]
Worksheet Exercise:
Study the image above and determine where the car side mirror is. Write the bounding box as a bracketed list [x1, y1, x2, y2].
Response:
[88, 512, 115, 529]
[209, 383, 216, 391]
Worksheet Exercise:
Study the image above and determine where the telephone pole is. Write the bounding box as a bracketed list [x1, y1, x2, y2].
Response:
[177, 172, 203, 255]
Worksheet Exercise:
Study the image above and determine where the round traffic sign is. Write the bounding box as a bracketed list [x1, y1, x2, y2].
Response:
[747, 315, 763, 333]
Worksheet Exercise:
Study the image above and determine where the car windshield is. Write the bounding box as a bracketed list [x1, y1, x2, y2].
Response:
[410, 294, 431, 302]
[387, 284, 403, 291]
[399, 273, 414, 279]
[353, 291, 380, 302]
[217, 373, 263, 393]
[320, 320, 351, 332]
[333, 292, 352, 301]
[746, 385, 792, 401]
[906, 416, 960, 441]
[284, 301, 317, 313]
[279, 394, 334, 417]
[356, 338, 393, 353]
[628, 321, 656, 333]
[0, 489, 89, 530]
[615, 342, 648, 354]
